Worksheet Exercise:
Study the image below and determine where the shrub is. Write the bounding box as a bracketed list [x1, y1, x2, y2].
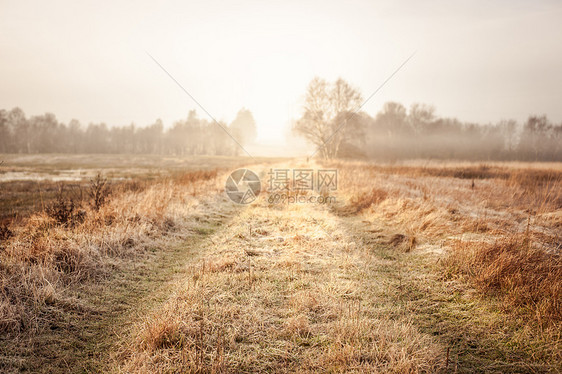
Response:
[88, 173, 110, 211]
[46, 186, 86, 227]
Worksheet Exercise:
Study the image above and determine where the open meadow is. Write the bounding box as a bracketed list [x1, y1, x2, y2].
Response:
[3, 1, 562, 372]
[0, 155, 560, 373]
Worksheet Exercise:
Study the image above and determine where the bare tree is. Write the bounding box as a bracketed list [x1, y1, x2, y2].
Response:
[409, 103, 435, 135]
[293, 77, 363, 159]
[498, 119, 519, 155]
[230, 108, 257, 146]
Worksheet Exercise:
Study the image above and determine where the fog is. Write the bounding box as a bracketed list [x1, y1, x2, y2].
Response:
[1, 0, 561, 158]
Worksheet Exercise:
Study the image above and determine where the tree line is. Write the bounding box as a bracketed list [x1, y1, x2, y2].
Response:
[2, 80, 561, 161]
[361, 102, 561, 161]
[293, 78, 561, 161]
[0, 107, 257, 156]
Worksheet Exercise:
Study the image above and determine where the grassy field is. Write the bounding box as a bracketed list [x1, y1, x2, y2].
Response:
[0, 155, 560, 373]
[0, 154, 274, 221]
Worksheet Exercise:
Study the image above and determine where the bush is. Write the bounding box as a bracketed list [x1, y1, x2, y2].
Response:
[46, 186, 86, 227]
[88, 173, 110, 211]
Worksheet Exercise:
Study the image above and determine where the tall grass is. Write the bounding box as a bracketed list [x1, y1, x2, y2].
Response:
[0, 169, 220, 335]
[331, 160, 561, 324]
[446, 236, 562, 323]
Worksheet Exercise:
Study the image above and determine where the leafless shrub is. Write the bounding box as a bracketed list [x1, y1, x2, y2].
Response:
[88, 173, 110, 211]
[46, 186, 85, 227]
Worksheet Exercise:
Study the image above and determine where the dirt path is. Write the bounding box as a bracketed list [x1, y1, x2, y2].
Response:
[114, 182, 446, 372]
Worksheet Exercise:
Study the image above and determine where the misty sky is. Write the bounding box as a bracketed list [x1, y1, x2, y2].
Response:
[1, 0, 561, 144]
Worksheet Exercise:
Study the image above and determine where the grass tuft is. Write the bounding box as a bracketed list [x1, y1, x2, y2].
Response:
[447, 236, 562, 323]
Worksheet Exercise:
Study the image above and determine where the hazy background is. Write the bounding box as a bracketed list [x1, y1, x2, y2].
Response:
[1, 0, 561, 151]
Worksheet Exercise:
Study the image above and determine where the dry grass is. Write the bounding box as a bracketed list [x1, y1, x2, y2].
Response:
[115, 159, 561, 373]
[332, 160, 561, 319]
[446, 236, 562, 323]
[1, 157, 561, 372]
[333, 160, 561, 236]
[0, 169, 223, 337]
[336, 188, 388, 215]
[119, 198, 444, 373]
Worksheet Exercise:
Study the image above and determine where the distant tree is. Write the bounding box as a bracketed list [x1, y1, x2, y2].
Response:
[293, 77, 363, 159]
[9, 107, 29, 153]
[230, 108, 257, 145]
[498, 119, 519, 156]
[408, 103, 435, 135]
[371, 102, 408, 135]
[519, 115, 551, 160]
[121, 123, 136, 153]
[0, 109, 10, 153]
[137, 119, 163, 154]
[29, 113, 59, 153]
[185, 110, 205, 155]
[551, 124, 562, 160]
[85, 123, 109, 153]
[3, 103, 556, 161]
[67, 119, 82, 153]
[211, 121, 236, 155]
[167, 120, 188, 155]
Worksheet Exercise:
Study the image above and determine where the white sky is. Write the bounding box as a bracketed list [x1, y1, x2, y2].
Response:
[1, 0, 561, 145]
